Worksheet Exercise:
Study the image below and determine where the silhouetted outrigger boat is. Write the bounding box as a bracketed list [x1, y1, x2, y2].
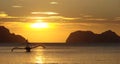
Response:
[11, 40, 46, 52]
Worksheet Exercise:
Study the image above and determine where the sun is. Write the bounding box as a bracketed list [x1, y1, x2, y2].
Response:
[26, 20, 54, 29]
[31, 22, 49, 29]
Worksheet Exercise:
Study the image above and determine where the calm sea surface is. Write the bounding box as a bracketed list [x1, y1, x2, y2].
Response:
[0, 46, 120, 64]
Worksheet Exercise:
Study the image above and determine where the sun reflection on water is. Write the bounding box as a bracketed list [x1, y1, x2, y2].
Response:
[32, 50, 45, 64]
[35, 56, 44, 63]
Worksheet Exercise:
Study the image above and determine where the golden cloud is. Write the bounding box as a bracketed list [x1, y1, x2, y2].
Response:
[26, 16, 79, 22]
[50, 2, 58, 5]
[45, 16, 78, 20]
[0, 11, 78, 23]
[114, 17, 120, 21]
[85, 18, 107, 21]
[12, 5, 23, 8]
[0, 12, 8, 18]
[31, 12, 59, 15]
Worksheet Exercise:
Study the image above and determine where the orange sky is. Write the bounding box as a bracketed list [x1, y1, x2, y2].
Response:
[1, 21, 120, 42]
[0, 0, 120, 42]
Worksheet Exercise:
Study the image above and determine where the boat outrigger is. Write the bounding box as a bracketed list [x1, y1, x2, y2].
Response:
[11, 40, 46, 52]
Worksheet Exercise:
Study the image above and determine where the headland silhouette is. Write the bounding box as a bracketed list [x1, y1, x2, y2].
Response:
[0, 26, 26, 43]
[66, 30, 120, 45]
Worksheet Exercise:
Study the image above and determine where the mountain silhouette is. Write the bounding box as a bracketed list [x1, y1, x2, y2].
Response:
[0, 26, 26, 43]
[66, 30, 120, 44]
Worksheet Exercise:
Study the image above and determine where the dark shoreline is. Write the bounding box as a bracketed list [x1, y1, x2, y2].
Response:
[0, 42, 120, 47]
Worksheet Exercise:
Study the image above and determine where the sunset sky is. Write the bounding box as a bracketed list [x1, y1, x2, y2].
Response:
[0, 0, 120, 42]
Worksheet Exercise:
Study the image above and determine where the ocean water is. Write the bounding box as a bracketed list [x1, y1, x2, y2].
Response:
[0, 46, 120, 64]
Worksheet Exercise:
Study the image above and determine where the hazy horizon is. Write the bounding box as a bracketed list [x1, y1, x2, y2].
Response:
[0, 0, 120, 42]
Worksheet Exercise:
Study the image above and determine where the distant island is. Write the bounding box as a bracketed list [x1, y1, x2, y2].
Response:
[66, 30, 120, 45]
[0, 26, 26, 43]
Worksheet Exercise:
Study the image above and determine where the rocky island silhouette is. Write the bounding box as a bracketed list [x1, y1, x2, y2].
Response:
[0, 26, 26, 43]
[66, 30, 120, 45]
